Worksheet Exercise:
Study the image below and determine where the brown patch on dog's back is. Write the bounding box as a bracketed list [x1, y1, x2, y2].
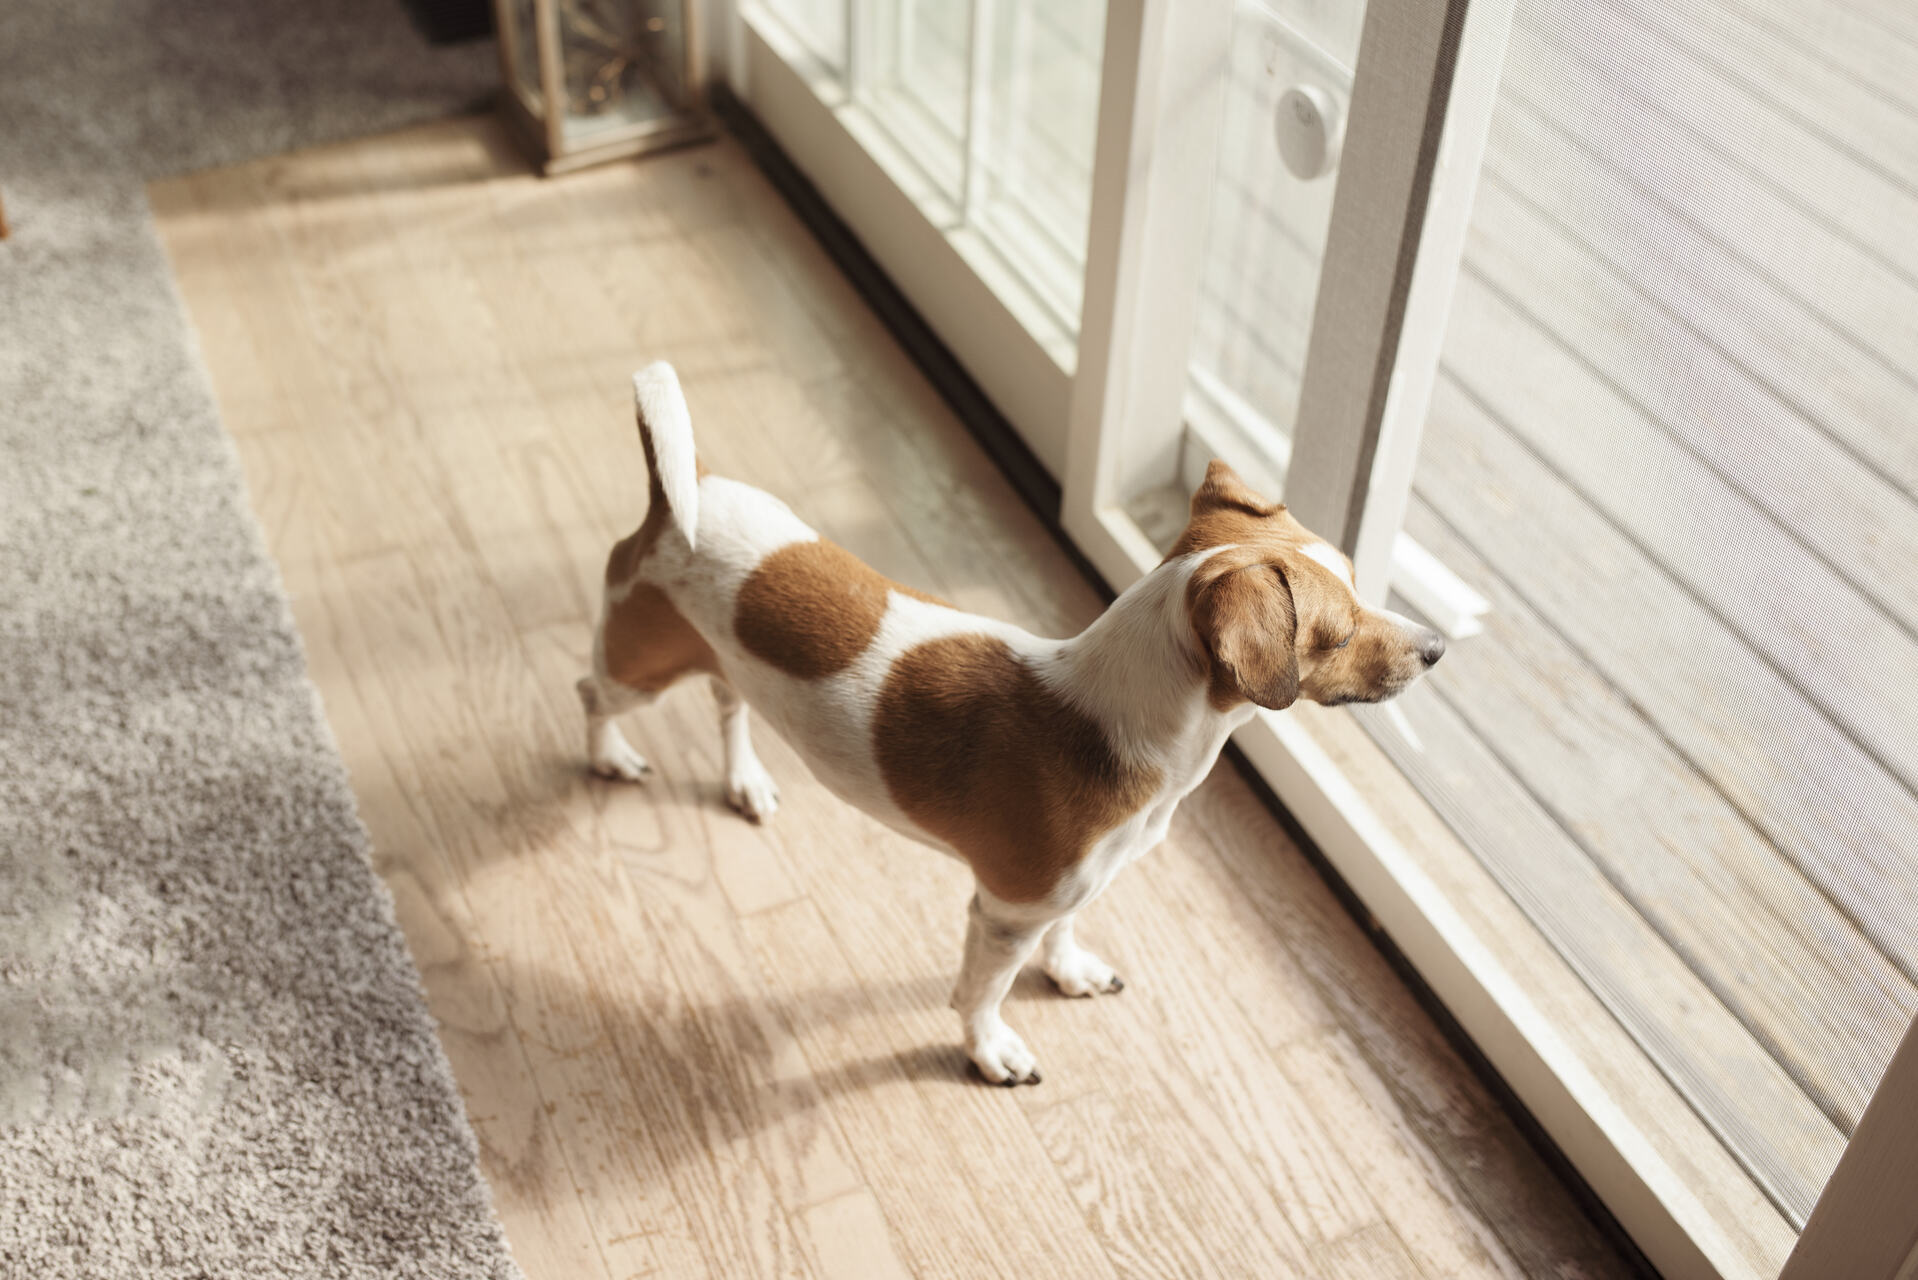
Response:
[873, 634, 1161, 903]
[735, 539, 947, 680]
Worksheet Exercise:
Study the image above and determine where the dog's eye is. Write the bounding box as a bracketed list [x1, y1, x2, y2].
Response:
[1324, 632, 1353, 651]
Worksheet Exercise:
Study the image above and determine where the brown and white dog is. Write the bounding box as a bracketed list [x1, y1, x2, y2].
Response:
[579, 364, 1444, 1084]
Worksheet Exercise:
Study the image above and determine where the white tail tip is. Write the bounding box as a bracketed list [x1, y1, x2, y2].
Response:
[633, 362, 699, 552]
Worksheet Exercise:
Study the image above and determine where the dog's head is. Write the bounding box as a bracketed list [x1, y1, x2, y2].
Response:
[1172, 460, 1444, 711]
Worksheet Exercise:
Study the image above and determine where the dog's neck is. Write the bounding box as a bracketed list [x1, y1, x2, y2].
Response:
[1043, 554, 1240, 765]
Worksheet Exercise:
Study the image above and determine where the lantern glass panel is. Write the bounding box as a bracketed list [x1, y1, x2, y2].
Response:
[556, 0, 687, 142]
[506, 0, 544, 110]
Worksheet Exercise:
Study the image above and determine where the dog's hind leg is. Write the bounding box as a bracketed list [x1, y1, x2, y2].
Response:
[713, 677, 779, 822]
[577, 669, 654, 781]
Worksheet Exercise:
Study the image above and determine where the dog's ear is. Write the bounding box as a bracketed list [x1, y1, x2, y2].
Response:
[1191, 459, 1281, 518]
[1190, 559, 1300, 710]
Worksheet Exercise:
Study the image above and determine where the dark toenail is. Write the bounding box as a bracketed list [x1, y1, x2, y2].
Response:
[999, 1075, 1018, 1088]
[1026, 1070, 1042, 1085]
[1109, 977, 1125, 992]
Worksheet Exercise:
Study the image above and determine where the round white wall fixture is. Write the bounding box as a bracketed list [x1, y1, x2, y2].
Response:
[1275, 84, 1344, 181]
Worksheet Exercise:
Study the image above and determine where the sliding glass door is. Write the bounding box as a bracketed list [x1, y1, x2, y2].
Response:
[735, 0, 1105, 471]
[725, 2, 1918, 1276]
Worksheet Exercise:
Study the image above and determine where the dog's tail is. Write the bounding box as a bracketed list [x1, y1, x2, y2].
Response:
[633, 362, 701, 552]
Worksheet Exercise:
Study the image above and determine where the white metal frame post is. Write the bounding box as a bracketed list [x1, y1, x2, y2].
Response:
[1061, 0, 1233, 588]
[960, 0, 996, 222]
[1781, 1014, 1918, 1280]
[1280, 0, 1511, 602]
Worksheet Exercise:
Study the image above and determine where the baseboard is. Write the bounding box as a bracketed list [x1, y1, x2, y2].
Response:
[398, 0, 493, 45]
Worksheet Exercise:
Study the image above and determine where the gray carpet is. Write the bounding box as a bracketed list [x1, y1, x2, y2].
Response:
[1, 5, 525, 1277]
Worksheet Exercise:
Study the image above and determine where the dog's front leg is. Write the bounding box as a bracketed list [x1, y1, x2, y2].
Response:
[951, 890, 1048, 1085]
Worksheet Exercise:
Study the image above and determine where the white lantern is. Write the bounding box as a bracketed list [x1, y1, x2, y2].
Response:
[494, 0, 712, 174]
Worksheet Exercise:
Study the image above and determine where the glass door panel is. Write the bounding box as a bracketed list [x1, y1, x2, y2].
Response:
[857, 0, 1107, 325]
[735, 0, 1107, 470]
[758, 0, 847, 72]
[1122, 0, 1368, 547]
[1184, 0, 1364, 485]
[864, 0, 968, 206]
[972, 0, 1107, 328]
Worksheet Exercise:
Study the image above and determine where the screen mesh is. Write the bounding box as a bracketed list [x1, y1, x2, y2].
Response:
[1353, 0, 1918, 1226]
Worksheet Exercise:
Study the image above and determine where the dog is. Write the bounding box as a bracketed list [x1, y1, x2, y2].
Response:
[578, 363, 1445, 1085]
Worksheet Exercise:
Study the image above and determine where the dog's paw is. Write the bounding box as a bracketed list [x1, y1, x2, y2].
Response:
[725, 763, 780, 823]
[590, 735, 652, 783]
[967, 1022, 1042, 1086]
[1045, 946, 1126, 998]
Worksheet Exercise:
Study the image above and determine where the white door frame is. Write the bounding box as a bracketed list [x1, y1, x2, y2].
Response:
[1060, 0, 1232, 570]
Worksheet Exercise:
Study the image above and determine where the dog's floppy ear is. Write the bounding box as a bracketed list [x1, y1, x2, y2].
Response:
[1192, 459, 1281, 518]
[1190, 558, 1300, 710]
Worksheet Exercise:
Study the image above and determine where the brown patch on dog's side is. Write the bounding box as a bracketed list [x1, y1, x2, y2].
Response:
[873, 634, 1161, 903]
[735, 539, 948, 680]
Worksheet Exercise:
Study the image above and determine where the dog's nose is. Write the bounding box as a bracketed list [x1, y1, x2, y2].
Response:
[1418, 630, 1446, 666]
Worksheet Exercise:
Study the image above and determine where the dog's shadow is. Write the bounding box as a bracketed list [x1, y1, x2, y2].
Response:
[353, 673, 1084, 1173]
[488, 954, 1054, 1175]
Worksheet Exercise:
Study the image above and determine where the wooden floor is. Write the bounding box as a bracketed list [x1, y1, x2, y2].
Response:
[152, 116, 1640, 1279]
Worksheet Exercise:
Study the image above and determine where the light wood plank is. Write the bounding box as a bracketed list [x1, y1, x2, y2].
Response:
[1314, 1223, 1427, 1280]
[1494, 63, 1918, 390]
[1457, 175, 1918, 638]
[1416, 374, 1918, 1122]
[1475, 103, 1918, 495]
[795, 1189, 917, 1280]
[1378, 507, 1852, 1218]
[1442, 267, 1918, 795]
[1174, 778, 1645, 1280]
[1702, 0, 1918, 110]
[1603, 0, 1918, 183]
[742, 895, 1094, 1280]
[1511, 2, 1918, 283]
[1832, 0, 1918, 48]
